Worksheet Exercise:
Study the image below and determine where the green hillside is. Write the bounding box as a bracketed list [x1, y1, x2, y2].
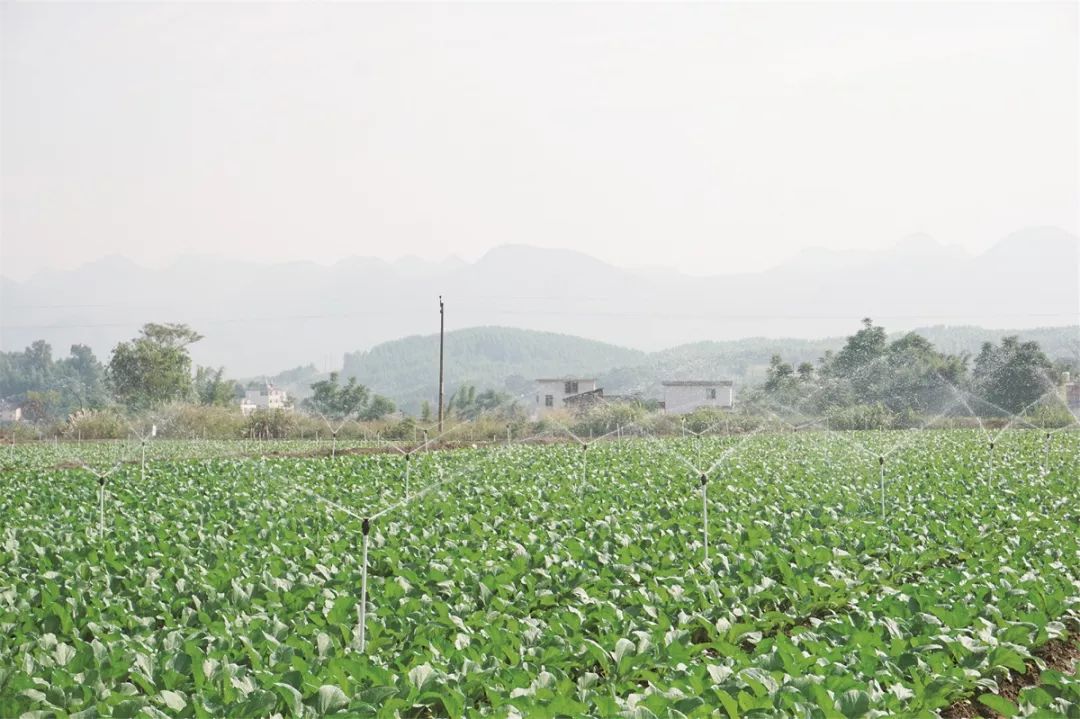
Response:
[336, 324, 1079, 414]
[341, 326, 646, 413]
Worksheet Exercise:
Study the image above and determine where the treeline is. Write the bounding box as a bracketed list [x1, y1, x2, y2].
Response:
[0, 323, 400, 436]
[746, 318, 1076, 428]
[1, 323, 240, 422]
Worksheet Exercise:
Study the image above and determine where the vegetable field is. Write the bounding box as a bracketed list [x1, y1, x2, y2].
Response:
[2, 430, 1079, 718]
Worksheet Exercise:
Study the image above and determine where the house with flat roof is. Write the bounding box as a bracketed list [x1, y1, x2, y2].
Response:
[241, 382, 290, 416]
[534, 378, 599, 418]
[0, 401, 22, 423]
[662, 380, 734, 415]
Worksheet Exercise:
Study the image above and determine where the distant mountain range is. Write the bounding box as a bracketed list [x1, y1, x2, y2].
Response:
[2, 226, 1077, 381]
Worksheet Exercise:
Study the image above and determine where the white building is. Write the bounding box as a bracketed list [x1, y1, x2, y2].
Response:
[0, 402, 22, 423]
[662, 380, 734, 415]
[241, 382, 289, 416]
[534, 378, 598, 417]
[1065, 372, 1079, 411]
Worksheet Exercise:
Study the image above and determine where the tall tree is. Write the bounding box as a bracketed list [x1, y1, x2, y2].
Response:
[972, 336, 1054, 415]
[194, 366, 238, 406]
[0, 341, 108, 420]
[304, 372, 395, 421]
[108, 323, 203, 410]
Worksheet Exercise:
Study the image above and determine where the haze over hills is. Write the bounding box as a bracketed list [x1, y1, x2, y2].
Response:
[1, 227, 1077, 378]
[323, 324, 1079, 414]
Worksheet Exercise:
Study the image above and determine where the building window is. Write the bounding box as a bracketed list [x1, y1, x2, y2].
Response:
[564, 381, 578, 395]
[545, 395, 554, 407]
[706, 388, 717, 400]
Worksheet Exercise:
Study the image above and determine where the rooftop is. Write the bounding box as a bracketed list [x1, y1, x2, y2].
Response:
[662, 380, 734, 387]
[535, 377, 597, 383]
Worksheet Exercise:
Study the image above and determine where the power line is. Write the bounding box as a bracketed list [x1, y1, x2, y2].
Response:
[2, 310, 1078, 332]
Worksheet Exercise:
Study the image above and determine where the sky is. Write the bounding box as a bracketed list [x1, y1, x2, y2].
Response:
[1, 1, 1077, 281]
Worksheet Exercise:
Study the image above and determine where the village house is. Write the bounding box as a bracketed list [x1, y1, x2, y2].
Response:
[0, 401, 22, 423]
[1065, 372, 1079, 411]
[240, 382, 290, 416]
[661, 380, 734, 415]
[533, 378, 600, 418]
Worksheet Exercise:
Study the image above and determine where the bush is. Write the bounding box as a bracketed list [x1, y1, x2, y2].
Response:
[157, 404, 246, 439]
[245, 409, 297, 439]
[64, 408, 129, 440]
[825, 403, 896, 431]
[571, 403, 646, 438]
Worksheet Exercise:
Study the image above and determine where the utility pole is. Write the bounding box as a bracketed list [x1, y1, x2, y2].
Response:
[438, 296, 445, 434]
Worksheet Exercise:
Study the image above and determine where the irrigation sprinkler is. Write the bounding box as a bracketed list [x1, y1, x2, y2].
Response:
[581, 443, 589, 488]
[83, 459, 126, 547]
[404, 452, 412, 498]
[98, 476, 105, 546]
[506, 424, 512, 445]
[126, 418, 166, 483]
[987, 441, 995, 486]
[700, 473, 709, 567]
[1044, 432, 1052, 475]
[878, 456, 885, 521]
[359, 517, 370, 652]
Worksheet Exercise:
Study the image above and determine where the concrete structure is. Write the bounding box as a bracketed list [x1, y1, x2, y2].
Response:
[241, 382, 289, 416]
[563, 388, 605, 413]
[1066, 379, 1079, 412]
[534, 378, 598, 418]
[662, 380, 734, 415]
[0, 402, 22, 423]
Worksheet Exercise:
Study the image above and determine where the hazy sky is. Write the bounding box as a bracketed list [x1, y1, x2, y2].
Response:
[2, 1, 1077, 280]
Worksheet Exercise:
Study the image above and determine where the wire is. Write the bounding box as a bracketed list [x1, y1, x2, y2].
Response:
[3, 310, 1078, 332]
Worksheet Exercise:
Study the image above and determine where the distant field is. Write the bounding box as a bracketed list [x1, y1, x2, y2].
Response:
[2, 431, 1079, 717]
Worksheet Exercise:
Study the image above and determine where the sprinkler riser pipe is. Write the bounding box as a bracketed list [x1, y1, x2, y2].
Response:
[701, 475, 709, 567]
[879, 457, 886, 521]
[359, 518, 370, 653]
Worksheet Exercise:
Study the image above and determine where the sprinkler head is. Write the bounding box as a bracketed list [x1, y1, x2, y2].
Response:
[989, 442, 994, 450]
[582, 444, 588, 451]
[878, 456, 884, 466]
[97, 477, 105, 487]
[405, 452, 411, 461]
[362, 518, 370, 536]
[700, 473, 708, 486]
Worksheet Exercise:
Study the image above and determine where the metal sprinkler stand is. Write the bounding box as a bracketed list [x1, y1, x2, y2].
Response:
[988, 441, 995, 486]
[878, 456, 885, 521]
[700, 473, 709, 567]
[98, 476, 106, 546]
[359, 517, 370, 653]
[404, 452, 411, 498]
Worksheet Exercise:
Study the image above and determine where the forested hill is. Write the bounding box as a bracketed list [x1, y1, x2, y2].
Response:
[326, 324, 1079, 414]
[340, 327, 647, 411]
